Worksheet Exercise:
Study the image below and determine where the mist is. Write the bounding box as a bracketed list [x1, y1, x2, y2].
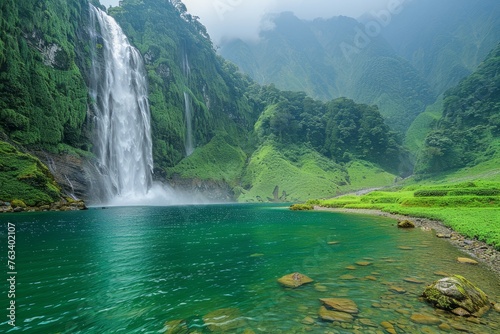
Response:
[101, 0, 396, 44]
[182, 0, 392, 43]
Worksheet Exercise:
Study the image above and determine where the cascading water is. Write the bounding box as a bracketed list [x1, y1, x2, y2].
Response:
[183, 91, 195, 156]
[88, 5, 154, 204]
[182, 52, 195, 156]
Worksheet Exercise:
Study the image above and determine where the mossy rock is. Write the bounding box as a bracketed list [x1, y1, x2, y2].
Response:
[422, 275, 490, 317]
[397, 220, 415, 228]
[11, 199, 27, 208]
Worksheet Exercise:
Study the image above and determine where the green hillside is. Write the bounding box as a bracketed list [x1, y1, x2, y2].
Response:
[417, 43, 500, 175]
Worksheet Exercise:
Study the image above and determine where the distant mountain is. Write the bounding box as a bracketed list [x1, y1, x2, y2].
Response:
[381, 0, 500, 95]
[220, 12, 434, 133]
[416, 43, 500, 174]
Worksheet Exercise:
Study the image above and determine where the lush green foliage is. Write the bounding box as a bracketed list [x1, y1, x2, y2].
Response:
[0, 0, 89, 150]
[110, 0, 259, 173]
[417, 44, 500, 174]
[0, 141, 61, 205]
[166, 133, 246, 185]
[314, 181, 500, 249]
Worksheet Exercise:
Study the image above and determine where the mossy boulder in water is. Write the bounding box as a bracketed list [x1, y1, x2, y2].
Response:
[422, 275, 490, 317]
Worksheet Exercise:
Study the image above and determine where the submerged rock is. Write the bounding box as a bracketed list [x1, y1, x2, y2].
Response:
[164, 319, 189, 334]
[277, 272, 313, 288]
[422, 275, 490, 317]
[320, 298, 359, 314]
[410, 313, 441, 325]
[318, 306, 354, 322]
[457, 257, 478, 265]
[202, 308, 246, 332]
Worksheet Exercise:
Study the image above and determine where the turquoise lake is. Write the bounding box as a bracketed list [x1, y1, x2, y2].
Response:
[1, 204, 499, 333]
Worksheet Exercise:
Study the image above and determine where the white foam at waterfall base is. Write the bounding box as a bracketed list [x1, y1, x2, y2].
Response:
[105, 183, 210, 207]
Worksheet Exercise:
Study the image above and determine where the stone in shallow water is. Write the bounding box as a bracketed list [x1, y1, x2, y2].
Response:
[398, 246, 413, 250]
[346, 265, 357, 270]
[318, 306, 354, 322]
[164, 319, 189, 334]
[301, 316, 315, 325]
[314, 284, 328, 292]
[327, 241, 340, 245]
[410, 313, 442, 325]
[358, 318, 378, 327]
[457, 257, 478, 265]
[434, 271, 449, 277]
[389, 286, 407, 294]
[494, 302, 500, 313]
[364, 275, 377, 281]
[202, 308, 246, 332]
[380, 321, 397, 334]
[320, 298, 359, 314]
[355, 261, 372, 266]
[340, 274, 356, 280]
[277, 272, 313, 288]
[404, 277, 425, 284]
[422, 275, 490, 317]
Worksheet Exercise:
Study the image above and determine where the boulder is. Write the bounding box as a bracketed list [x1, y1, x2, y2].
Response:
[397, 220, 415, 228]
[422, 275, 490, 317]
[320, 298, 359, 314]
[277, 272, 313, 288]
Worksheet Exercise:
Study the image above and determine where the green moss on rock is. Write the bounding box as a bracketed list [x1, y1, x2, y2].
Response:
[0, 141, 61, 206]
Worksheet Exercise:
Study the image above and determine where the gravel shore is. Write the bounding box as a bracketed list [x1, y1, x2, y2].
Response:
[314, 206, 500, 278]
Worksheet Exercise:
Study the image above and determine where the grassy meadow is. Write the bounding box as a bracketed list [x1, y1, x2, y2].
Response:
[307, 181, 500, 250]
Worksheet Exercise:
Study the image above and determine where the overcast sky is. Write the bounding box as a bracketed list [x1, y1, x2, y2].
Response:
[100, 0, 392, 43]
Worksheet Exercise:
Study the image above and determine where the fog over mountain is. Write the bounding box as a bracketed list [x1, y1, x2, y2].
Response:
[182, 0, 392, 43]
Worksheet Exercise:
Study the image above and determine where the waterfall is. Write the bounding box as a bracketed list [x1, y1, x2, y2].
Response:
[183, 92, 195, 156]
[88, 5, 153, 204]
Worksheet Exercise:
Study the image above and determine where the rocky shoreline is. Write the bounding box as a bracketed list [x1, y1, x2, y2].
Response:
[0, 199, 87, 213]
[314, 207, 500, 278]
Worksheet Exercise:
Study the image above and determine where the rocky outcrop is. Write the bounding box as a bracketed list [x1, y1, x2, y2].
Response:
[36, 151, 89, 200]
[169, 176, 235, 202]
[422, 275, 490, 317]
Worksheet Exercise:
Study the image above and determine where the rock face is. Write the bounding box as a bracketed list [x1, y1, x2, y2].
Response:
[277, 272, 313, 288]
[422, 275, 490, 317]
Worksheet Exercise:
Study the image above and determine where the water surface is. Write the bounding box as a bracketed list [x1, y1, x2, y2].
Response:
[1, 204, 499, 333]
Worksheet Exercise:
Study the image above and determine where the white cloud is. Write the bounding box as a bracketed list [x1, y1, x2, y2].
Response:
[183, 0, 392, 43]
